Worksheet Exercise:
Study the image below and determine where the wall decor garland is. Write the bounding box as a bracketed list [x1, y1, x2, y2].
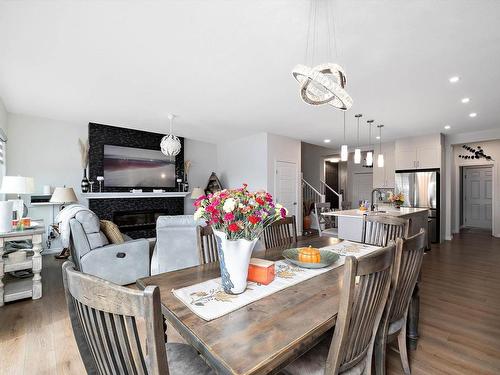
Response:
[458, 144, 494, 161]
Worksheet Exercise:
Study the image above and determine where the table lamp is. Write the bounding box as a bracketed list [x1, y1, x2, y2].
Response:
[0, 176, 35, 219]
[191, 187, 205, 200]
[50, 187, 78, 207]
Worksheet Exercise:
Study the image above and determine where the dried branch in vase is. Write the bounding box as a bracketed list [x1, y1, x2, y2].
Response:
[78, 138, 90, 169]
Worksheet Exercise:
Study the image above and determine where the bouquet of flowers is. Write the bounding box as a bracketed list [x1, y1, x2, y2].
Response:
[388, 192, 405, 207]
[193, 184, 287, 241]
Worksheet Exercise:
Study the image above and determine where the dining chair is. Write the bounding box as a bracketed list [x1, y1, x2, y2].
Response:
[263, 215, 298, 249]
[282, 243, 396, 375]
[313, 202, 338, 238]
[362, 215, 410, 247]
[375, 229, 426, 375]
[62, 261, 214, 375]
[196, 225, 219, 264]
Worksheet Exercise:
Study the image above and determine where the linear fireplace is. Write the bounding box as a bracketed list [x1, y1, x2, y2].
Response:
[88, 195, 185, 239]
[113, 210, 169, 234]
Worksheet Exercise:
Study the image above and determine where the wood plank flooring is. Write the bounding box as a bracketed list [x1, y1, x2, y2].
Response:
[0, 228, 499, 374]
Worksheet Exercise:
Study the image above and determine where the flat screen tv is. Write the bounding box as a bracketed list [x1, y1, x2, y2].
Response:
[103, 145, 176, 188]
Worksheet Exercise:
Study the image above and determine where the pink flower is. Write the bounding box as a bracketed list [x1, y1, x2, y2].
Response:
[224, 212, 235, 221]
[280, 207, 287, 219]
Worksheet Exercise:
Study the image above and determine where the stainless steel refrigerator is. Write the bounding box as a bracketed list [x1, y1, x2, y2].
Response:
[395, 169, 440, 243]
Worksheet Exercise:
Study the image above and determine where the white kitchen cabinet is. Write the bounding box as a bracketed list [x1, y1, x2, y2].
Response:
[373, 142, 395, 188]
[395, 134, 442, 170]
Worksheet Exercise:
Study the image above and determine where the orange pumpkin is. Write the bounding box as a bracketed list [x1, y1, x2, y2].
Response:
[298, 246, 321, 263]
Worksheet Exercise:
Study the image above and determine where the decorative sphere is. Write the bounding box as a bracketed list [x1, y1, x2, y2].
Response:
[160, 134, 181, 156]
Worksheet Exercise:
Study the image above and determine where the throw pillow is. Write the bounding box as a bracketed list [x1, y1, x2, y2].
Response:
[100, 220, 125, 244]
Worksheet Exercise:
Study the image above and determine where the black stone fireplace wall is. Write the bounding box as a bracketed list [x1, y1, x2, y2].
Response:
[88, 122, 184, 192]
[89, 197, 184, 239]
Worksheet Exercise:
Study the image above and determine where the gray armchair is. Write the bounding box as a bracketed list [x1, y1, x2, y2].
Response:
[151, 215, 201, 275]
[69, 210, 150, 285]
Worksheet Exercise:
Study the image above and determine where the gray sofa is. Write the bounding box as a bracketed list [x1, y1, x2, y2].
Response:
[151, 215, 201, 275]
[69, 210, 150, 285]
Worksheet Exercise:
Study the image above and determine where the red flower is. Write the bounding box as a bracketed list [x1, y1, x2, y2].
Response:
[255, 198, 265, 206]
[248, 215, 261, 224]
[224, 212, 235, 221]
[228, 223, 240, 232]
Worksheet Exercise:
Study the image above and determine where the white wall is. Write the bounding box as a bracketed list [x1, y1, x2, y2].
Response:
[0, 98, 7, 134]
[217, 132, 268, 191]
[184, 138, 218, 214]
[443, 128, 500, 239]
[6, 113, 217, 217]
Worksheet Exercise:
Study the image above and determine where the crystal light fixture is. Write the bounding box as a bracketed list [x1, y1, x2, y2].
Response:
[341, 111, 348, 161]
[377, 124, 384, 168]
[354, 114, 362, 164]
[366, 119, 374, 166]
[292, 0, 353, 110]
[160, 114, 181, 157]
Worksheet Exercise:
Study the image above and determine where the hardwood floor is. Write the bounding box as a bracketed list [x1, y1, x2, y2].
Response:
[0, 228, 499, 375]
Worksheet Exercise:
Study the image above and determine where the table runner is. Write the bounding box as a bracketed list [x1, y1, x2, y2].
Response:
[172, 241, 380, 321]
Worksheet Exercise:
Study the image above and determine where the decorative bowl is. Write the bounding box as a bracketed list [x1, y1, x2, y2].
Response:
[282, 248, 340, 269]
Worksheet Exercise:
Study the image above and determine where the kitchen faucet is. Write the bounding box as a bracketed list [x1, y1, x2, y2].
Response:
[371, 189, 382, 211]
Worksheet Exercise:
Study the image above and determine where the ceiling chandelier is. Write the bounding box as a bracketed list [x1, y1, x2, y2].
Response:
[292, 0, 352, 110]
[160, 114, 181, 157]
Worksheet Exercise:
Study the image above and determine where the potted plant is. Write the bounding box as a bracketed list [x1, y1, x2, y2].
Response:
[194, 184, 287, 294]
[389, 192, 405, 209]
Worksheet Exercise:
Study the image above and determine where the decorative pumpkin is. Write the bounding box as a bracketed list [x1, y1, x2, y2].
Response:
[298, 246, 321, 263]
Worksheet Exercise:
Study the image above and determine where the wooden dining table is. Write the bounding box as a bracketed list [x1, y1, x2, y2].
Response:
[136, 237, 392, 374]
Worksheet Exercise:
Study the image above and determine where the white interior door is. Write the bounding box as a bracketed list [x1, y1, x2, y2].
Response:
[275, 161, 298, 219]
[463, 166, 492, 229]
[352, 173, 373, 208]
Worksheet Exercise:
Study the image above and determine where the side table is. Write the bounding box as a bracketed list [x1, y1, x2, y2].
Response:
[0, 221, 44, 306]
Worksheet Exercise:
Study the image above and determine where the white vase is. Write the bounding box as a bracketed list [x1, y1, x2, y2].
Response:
[213, 230, 258, 294]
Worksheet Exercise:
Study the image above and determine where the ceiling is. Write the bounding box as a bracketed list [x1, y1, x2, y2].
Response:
[1, 0, 499, 147]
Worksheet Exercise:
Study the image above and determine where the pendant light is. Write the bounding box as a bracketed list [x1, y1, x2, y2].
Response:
[366, 120, 374, 166]
[340, 111, 348, 161]
[292, 0, 353, 110]
[160, 114, 182, 157]
[354, 114, 362, 164]
[377, 124, 384, 168]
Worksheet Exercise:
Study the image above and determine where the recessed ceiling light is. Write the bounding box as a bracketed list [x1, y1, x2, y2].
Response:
[323, 139, 331, 143]
[469, 112, 477, 118]
[449, 76, 460, 83]
[461, 97, 470, 103]
[329, 157, 340, 163]
[376, 136, 381, 140]
[444, 125, 451, 130]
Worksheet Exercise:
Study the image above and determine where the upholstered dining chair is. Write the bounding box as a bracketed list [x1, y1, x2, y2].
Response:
[282, 243, 397, 375]
[313, 202, 338, 238]
[196, 225, 219, 264]
[263, 216, 298, 249]
[375, 230, 426, 375]
[62, 261, 214, 375]
[362, 215, 410, 247]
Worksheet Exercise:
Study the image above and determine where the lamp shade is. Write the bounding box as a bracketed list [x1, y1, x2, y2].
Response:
[191, 187, 205, 200]
[0, 176, 35, 194]
[50, 187, 78, 203]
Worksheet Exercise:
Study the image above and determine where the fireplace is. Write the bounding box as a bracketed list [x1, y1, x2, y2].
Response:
[113, 210, 168, 234]
[88, 196, 184, 239]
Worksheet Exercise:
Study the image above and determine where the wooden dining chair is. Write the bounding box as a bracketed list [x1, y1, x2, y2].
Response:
[314, 202, 338, 238]
[362, 215, 410, 247]
[196, 225, 219, 264]
[375, 229, 426, 375]
[62, 261, 214, 375]
[263, 216, 298, 249]
[283, 243, 396, 375]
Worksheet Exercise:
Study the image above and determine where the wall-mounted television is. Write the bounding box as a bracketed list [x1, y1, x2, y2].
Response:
[103, 145, 175, 188]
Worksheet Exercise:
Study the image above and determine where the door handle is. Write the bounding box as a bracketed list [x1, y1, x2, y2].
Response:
[293, 202, 297, 205]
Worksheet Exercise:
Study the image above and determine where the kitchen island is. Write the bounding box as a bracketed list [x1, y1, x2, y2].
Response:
[324, 207, 429, 242]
